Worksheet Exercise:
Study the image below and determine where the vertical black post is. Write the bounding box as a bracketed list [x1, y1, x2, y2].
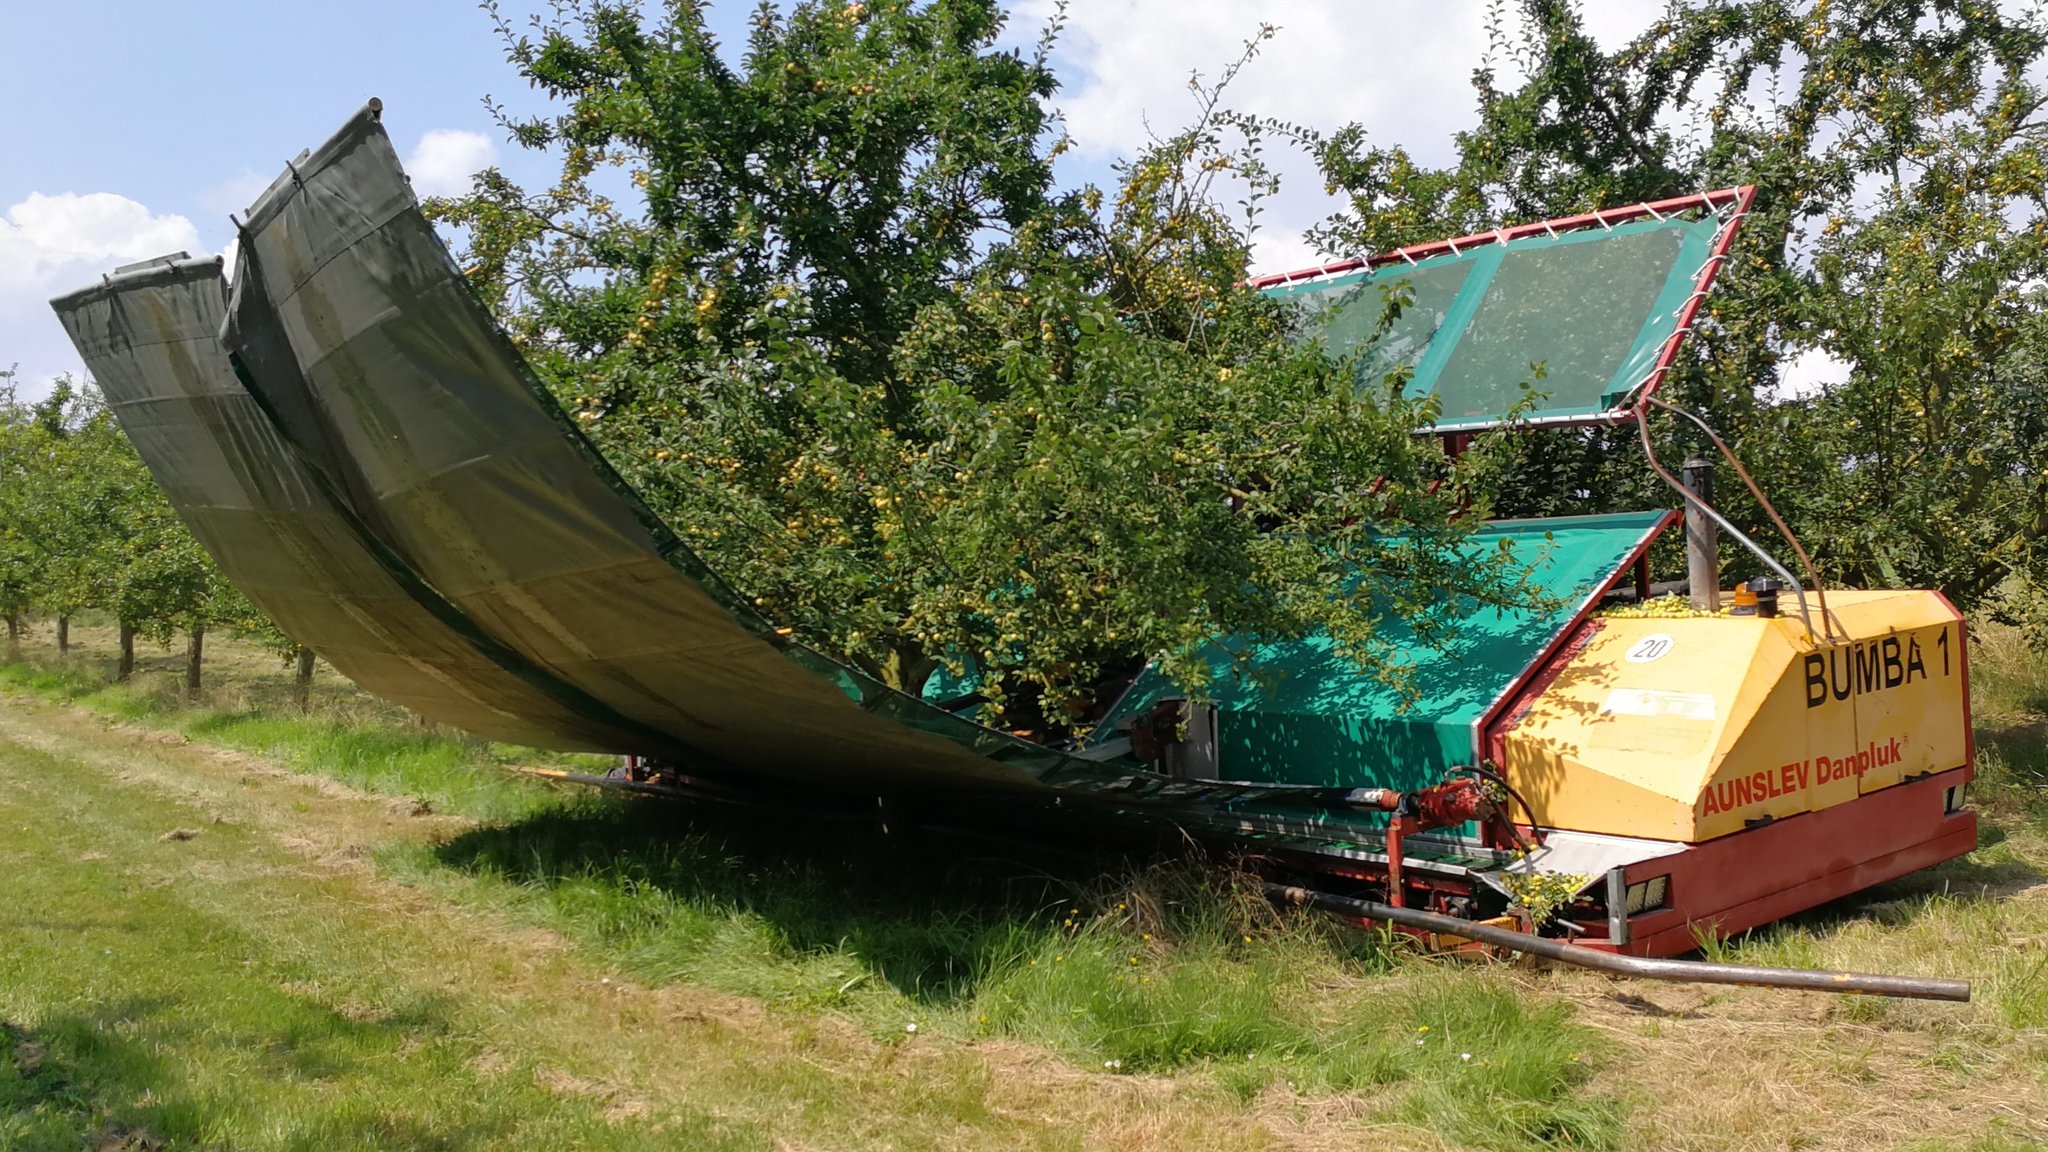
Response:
[1683, 455, 1720, 611]
[185, 627, 205, 700]
[294, 646, 317, 712]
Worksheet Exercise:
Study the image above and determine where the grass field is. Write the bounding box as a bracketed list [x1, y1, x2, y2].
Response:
[1, 617, 2046, 1150]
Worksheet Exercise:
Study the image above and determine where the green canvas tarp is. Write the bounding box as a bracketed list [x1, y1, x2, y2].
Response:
[1091, 512, 1672, 789]
[48, 256, 652, 750]
[212, 102, 1108, 792]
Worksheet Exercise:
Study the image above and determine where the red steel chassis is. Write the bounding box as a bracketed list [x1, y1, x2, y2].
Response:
[1590, 768, 1977, 957]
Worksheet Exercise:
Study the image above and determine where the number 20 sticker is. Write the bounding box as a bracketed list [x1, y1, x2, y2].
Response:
[1625, 634, 1674, 664]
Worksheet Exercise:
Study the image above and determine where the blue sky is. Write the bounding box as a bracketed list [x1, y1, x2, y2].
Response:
[0, 1, 758, 256]
[3, 0, 1673, 399]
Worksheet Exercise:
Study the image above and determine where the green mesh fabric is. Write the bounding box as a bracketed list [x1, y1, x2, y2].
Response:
[1291, 257, 1478, 388]
[1267, 216, 1720, 431]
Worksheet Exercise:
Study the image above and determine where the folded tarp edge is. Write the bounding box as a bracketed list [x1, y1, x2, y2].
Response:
[52, 255, 684, 754]
[225, 101, 1149, 793]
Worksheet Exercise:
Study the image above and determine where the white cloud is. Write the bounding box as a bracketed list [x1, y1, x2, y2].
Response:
[0, 192, 200, 290]
[1020, 1, 1664, 275]
[5, 128, 502, 399]
[1776, 346, 1853, 401]
[1247, 227, 1321, 279]
[1025, 2, 1479, 167]
[218, 234, 241, 286]
[0, 192, 204, 399]
[406, 130, 499, 198]
[199, 169, 275, 219]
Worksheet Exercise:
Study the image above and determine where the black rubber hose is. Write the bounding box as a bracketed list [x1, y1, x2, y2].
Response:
[1266, 883, 1971, 1002]
[1458, 763, 1543, 844]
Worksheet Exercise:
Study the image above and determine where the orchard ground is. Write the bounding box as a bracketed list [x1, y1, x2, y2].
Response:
[0, 618, 2045, 1151]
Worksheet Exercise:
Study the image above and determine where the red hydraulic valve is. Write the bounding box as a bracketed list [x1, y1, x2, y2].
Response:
[1347, 775, 1526, 908]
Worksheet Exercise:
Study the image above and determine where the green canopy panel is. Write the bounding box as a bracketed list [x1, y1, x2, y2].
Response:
[1089, 511, 1674, 791]
[1260, 199, 1744, 432]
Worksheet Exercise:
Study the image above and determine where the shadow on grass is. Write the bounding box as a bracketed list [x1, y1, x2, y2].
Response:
[1980, 718, 2048, 791]
[0, 998, 375, 1152]
[1, 1013, 126, 1150]
[0, 657, 124, 705]
[422, 796, 1623, 1149]
[427, 791, 1176, 1010]
[1985, 715, 2048, 752]
[1876, 838, 2048, 902]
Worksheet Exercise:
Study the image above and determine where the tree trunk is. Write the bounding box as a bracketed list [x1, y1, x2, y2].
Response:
[117, 623, 136, 681]
[873, 643, 937, 695]
[56, 615, 69, 656]
[294, 646, 316, 712]
[3, 612, 19, 661]
[184, 627, 205, 700]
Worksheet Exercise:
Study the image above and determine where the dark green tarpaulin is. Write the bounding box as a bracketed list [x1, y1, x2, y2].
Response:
[214, 102, 1113, 792]
[48, 257, 655, 750]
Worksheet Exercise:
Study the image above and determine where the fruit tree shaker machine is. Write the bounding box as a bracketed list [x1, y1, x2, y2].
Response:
[1085, 186, 1976, 959]
[53, 102, 1973, 991]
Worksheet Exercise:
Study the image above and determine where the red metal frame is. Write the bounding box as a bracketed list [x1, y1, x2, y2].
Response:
[1248, 186, 1759, 423]
[1591, 768, 1977, 957]
[1632, 185, 1758, 415]
[1247, 187, 1754, 288]
[1474, 511, 1679, 769]
[1285, 767, 1976, 959]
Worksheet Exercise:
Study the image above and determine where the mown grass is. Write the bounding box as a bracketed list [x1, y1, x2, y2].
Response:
[0, 735, 743, 1152]
[15, 614, 2048, 1147]
[0, 624, 604, 823]
[1972, 623, 2048, 802]
[13, 616, 2047, 1147]
[1903, 1127, 2048, 1152]
[382, 799, 1620, 1148]
[0, 619, 1626, 1150]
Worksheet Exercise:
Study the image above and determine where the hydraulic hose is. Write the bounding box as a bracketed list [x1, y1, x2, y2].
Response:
[1266, 883, 1971, 1002]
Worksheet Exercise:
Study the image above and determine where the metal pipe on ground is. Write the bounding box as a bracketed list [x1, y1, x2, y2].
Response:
[1265, 883, 1971, 1003]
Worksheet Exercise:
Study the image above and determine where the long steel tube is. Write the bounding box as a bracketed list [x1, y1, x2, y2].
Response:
[1266, 884, 1971, 1002]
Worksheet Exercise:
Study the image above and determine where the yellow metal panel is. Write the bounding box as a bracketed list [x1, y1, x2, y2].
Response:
[1502, 618, 1756, 839]
[1506, 741, 1702, 842]
[1500, 589, 1968, 844]
[1828, 593, 1968, 795]
[1701, 594, 1963, 831]
[1698, 622, 1855, 839]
